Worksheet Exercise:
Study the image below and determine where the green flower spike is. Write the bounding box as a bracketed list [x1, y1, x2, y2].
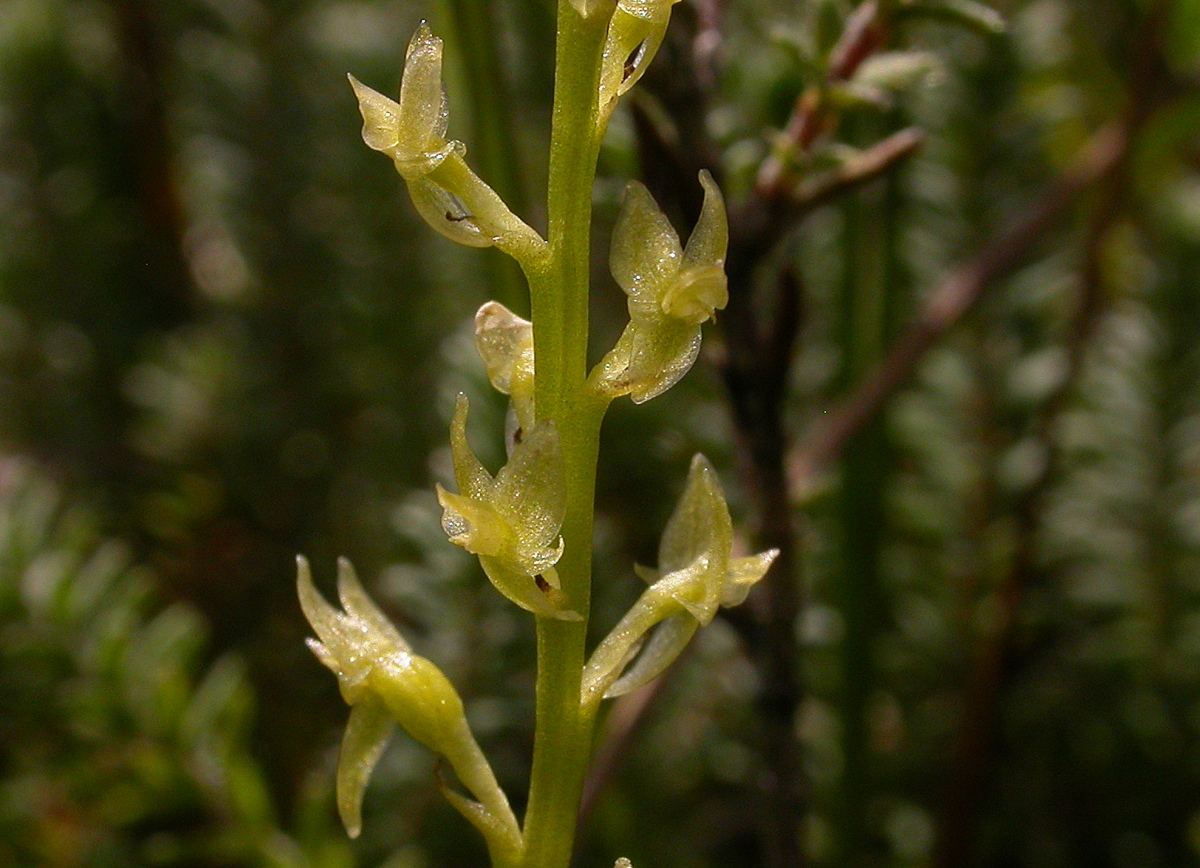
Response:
[592, 171, 729, 403]
[475, 301, 536, 435]
[349, 25, 545, 262]
[597, 0, 683, 125]
[582, 455, 777, 709]
[297, 556, 521, 860]
[436, 394, 581, 621]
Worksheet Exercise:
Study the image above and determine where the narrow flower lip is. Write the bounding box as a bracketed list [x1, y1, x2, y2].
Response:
[337, 701, 395, 839]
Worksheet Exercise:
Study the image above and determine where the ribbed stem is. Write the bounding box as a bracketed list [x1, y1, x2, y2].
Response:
[519, 3, 612, 867]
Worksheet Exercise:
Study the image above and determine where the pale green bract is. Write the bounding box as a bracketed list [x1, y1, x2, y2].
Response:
[592, 171, 729, 403]
[581, 455, 778, 709]
[297, 557, 521, 859]
[597, 0, 683, 127]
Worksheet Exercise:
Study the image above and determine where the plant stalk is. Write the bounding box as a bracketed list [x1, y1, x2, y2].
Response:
[520, 3, 611, 867]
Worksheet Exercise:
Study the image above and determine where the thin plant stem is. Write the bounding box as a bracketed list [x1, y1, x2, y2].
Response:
[832, 146, 893, 868]
[519, 4, 612, 867]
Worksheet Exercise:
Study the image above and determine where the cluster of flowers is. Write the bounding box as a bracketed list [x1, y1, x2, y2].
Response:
[299, 2, 777, 863]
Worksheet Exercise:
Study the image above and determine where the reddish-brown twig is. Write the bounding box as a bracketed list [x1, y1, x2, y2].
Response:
[786, 123, 1129, 500]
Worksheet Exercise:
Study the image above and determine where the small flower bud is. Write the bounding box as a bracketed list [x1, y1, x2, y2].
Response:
[349, 23, 452, 179]
[593, 171, 729, 403]
[474, 301, 536, 432]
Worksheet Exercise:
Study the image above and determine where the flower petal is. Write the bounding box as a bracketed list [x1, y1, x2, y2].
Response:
[337, 701, 396, 839]
[337, 557, 410, 654]
[348, 75, 402, 154]
[681, 170, 728, 273]
[658, 455, 732, 578]
[610, 181, 682, 298]
[491, 418, 566, 555]
[297, 555, 342, 653]
[397, 22, 450, 155]
[721, 549, 779, 607]
[606, 612, 697, 697]
[448, 394, 494, 499]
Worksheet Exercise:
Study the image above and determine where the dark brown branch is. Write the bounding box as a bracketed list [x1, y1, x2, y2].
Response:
[578, 677, 673, 831]
[755, 0, 887, 195]
[789, 127, 926, 213]
[609, 9, 917, 867]
[112, 0, 196, 327]
[786, 122, 1129, 500]
[935, 7, 1167, 862]
[934, 125, 1133, 868]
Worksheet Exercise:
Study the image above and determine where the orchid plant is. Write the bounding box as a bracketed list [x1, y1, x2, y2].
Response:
[299, 3, 777, 866]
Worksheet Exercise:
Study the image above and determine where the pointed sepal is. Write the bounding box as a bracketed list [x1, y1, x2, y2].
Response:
[337, 701, 396, 839]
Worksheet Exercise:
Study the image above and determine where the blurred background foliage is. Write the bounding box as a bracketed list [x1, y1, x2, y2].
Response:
[2, 0, 1200, 866]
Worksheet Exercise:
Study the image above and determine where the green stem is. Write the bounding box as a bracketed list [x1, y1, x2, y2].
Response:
[833, 117, 896, 868]
[519, 3, 612, 867]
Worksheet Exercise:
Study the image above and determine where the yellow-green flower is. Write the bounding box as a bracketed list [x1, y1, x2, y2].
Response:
[298, 557, 521, 858]
[437, 394, 580, 621]
[349, 25, 545, 261]
[582, 455, 777, 707]
[349, 22, 454, 179]
[592, 171, 729, 403]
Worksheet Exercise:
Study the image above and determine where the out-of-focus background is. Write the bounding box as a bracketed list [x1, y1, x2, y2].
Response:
[2, 0, 1200, 866]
